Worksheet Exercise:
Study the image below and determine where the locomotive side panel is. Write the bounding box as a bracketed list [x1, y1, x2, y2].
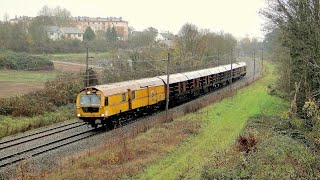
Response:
[107, 93, 129, 116]
[131, 88, 149, 109]
[148, 85, 166, 105]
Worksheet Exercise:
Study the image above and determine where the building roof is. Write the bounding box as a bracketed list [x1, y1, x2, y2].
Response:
[61, 27, 83, 34]
[44, 26, 60, 33]
[74, 16, 126, 22]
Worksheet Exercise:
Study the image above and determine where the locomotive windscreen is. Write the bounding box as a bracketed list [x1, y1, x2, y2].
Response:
[80, 94, 101, 106]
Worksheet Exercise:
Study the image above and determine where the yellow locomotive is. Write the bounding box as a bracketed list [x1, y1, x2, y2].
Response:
[76, 62, 247, 128]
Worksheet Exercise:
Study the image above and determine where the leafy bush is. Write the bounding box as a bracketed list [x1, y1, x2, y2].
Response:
[0, 50, 53, 70]
[0, 73, 83, 117]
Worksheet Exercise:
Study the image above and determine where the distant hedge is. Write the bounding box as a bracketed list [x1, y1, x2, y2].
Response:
[0, 50, 54, 71]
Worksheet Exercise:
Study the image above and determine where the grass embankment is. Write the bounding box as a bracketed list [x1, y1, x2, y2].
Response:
[0, 105, 74, 139]
[136, 63, 287, 179]
[201, 115, 319, 179]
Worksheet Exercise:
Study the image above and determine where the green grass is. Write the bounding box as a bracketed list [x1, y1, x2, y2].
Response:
[0, 70, 58, 83]
[136, 63, 288, 179]
[0, 104, 75, 139]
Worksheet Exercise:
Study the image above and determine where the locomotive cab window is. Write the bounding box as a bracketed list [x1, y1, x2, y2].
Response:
[122, 93, 126, 102]
[132, 91, 136, 100]
[105, 97, 108, 106]
[80, 94, 101, 106]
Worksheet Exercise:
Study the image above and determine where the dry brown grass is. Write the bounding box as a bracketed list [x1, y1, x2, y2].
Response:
[32, 119, 201, 179]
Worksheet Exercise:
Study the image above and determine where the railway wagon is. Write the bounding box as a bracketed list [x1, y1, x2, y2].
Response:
[76, 62, 247, 128]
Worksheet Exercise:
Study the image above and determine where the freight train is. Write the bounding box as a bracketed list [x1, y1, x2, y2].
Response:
[76, 62, 247, 128]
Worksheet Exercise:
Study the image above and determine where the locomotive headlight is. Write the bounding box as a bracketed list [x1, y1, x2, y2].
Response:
[77, 114, 81, 117]
[77, 106, 80, 109]
[100, 114, 105, 117]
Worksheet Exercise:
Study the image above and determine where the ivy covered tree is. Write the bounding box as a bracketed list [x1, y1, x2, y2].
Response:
[83, 27, 96, 41]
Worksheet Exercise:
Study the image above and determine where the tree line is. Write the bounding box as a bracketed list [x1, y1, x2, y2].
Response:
[262, 0, 320, 118]
[0, 6, 124, 53]
[0, 5, 260, 56]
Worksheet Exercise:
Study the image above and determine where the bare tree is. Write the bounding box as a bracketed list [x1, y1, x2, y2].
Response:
[262, 0, 320, 114]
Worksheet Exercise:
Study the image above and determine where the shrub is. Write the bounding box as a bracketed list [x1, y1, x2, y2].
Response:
[236, 131, 257, 154]
[0, 50, 53, 71]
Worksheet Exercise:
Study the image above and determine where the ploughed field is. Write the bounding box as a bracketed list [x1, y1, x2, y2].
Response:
[0, 62, 83, 98]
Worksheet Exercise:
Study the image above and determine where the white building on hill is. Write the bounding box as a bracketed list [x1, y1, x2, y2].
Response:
[44, 26, 84, 41]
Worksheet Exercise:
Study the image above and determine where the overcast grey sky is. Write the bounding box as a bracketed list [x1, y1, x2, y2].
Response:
[1, 0, 267, 39]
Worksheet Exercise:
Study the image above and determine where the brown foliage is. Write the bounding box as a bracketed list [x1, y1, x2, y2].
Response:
[236, 131, 257, 154]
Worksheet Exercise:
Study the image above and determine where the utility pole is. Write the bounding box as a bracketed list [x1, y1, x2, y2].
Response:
[217, 48, 220, 66]
[230, 48, 233, 90]
[86, 47, 89, 87]
[253, 49, 256, 80]
[166, 52, 170, 119]
[261, 46, 264, 72]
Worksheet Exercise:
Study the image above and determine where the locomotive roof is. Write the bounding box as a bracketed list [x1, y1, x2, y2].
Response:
[86, 77, 165, 96]
[91, 81, 140, 96]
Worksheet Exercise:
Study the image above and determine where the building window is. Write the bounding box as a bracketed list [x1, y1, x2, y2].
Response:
[50, 32, 54, 35]
[78, 34, 81, 37]
[122, 93, 126, 102]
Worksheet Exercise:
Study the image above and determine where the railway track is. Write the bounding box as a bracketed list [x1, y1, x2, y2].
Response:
[0, 121, 86, 150]
[0, 122, 95, 168]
